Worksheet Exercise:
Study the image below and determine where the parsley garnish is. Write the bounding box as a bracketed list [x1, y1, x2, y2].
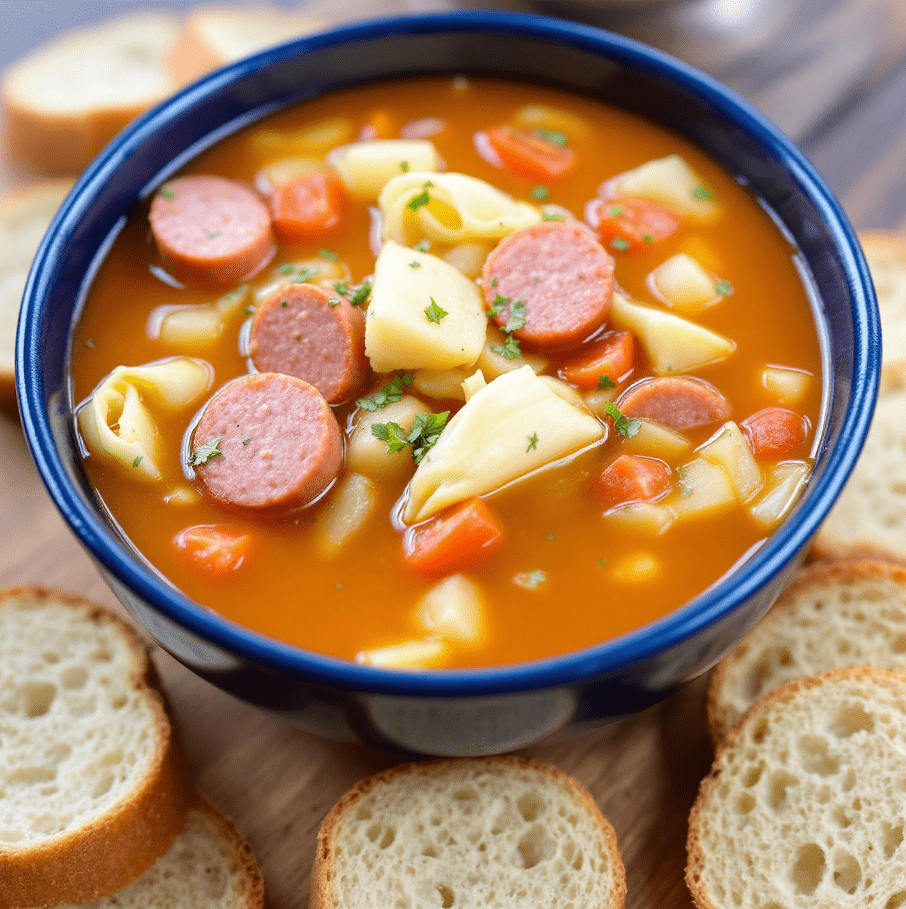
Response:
[407, 181, 433, 211]
[332, 280, 349, 296]
[409, 260, 422, 268]
[280, 299, 288, 308]
[415, 240, 431, 252]
[490, 275, 499, 288]
[603, 402, 641, 439]
[400, 160, 409, 172]
[349, 280, 371, 307]
[597, 374, 616, 391]
[643, 233, 654, 243]
[514, 569, 547, 590]
[504, 300, 527, 334]
[531, 185, 549, 201]
[370, 421, 408, 455]
[294, 267, 318, 283]
[132, 455, 142, 468]
[425, 298, 448, 323]
[189, 436, 223, 466]
[278, 263, 295, 275]
[533, 128, 568, 147]
[242, 438, 252, 446]
[607, 204, 624, 217]
[610, 237, 630, 252]
[356, 373, 414, 411]
[527, 432, 539, 452]
[598, 557, 607, 567]
[327, 297, 341, 307]
[677, 466, 694, 497]
[541, 212, 565, 222]
[372, 410, 449, 464]
[487, 293, 508, 319]
[243, 306, 255, 316]
[691, 184, 714, 201]
[159, 186, 174, 199]
[491, 334, 522, 360]
[206, 231, 221, 239]
[715, 280, 733, 296]
[319, 248, 339, 261]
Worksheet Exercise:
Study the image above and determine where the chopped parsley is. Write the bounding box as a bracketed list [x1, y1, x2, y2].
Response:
[206, 231, 221, 239]
[514, 569, 547, 590]
[610, 237, 630, 252]
[356, 373, 414, 411]
[643, 233, 654, 244]
[677, 466, 694, 498]
[278, 263, 295, 275]
[533, 128, 568, 147]
[242, 438, 252, 446]
[490, 275, 499, 288]
[424, 298, 448, 323]
[409, 260, 422, 268]
[327, 297, 342, 307]
[715, 279, 734, 296]
[400, 160, 409, 172]
[280, 299, 288, 308]
[487, 293, 509, 319]
[372, 410, 449, 464]
[294, 267, 318, 283]
[541, 212, 565, 222]
[598, 557, 607, 567]
[491, 334, 522, 360]
[415, 240, 431, 252]
[607, 204, 624, 217]
[504, 299, 527, 334]
[526, 432, 539, 453]
[159, 186, 174, 199]
[132, 456, 142, 469]
[531, 185, 549, 201]
[332, 279, 350, 296]
[691, 184, 714, 201]
[370, 420, 408, 455]
[319, 248, 339, 261]
[406, 181, 433, 211]
[597, 374, 616, 391]
[603, 402, 641, 439]
[243, 306, 255, 316]
[349, 279, 371, 307]
[189, 436, 222, 466]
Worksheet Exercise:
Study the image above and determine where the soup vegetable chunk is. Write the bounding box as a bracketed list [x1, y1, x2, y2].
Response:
[71, 77, 823, 669]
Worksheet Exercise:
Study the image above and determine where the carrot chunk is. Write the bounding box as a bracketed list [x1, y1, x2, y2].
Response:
[403, 497, 503, 576]
[485, 125, 576, 182]
[559, 331, 635, 391]
[174, 524, 252, 576]
[585, 196, 681, 253]
[741, 407, 809, 458]
[270, 171, 345, 240]
[592, 454, 672, 511]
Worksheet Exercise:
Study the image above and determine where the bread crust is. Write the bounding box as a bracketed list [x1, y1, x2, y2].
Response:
[859, 230, 906, 389]
[0, 586, 193, 909]
[688, 666, 906, 909]
[311, 755, 626, 909]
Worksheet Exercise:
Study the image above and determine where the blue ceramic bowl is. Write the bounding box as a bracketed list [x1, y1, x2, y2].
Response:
[17, 12, 878, 755]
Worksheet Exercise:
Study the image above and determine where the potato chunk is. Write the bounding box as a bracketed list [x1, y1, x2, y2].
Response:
[697, 421, 762, 502]
[316, 473, 378, 553]
[671, 457, 737, 521]
[749, 460, 810, 528]
[651, 253, 727, 312]
[404, 365, 604, 523]
[619, 418, 692, 460]
[356, 639, 446, 669]
[610, 292, 735, 375]
[612, 154, 717, 219]
[347, 394, 430, 481]
[415, 574, 485, 644]
[365, 240, 487, 373]
[329, 139, 440, 201]
[761, 365, 813, 406]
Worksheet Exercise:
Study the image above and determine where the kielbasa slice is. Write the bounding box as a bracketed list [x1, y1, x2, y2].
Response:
[191, 373, 343, 512]
[150, 176, 274, 286]
[482, 221, 614, 352]
[249, 283, 367, 405]
[617, 376, 731, 431]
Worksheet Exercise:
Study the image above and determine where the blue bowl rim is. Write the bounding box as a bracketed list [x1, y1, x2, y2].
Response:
[17, 10, 879, 697]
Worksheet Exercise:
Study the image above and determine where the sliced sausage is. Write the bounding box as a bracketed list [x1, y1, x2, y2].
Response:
[249, 283, 367, 405]
[617, 376, 731, 431]
[191, 373, 343, 512]
[741, 407, 809, 458]
[150, 175, 274, 286]
[482, 221, 614, 352]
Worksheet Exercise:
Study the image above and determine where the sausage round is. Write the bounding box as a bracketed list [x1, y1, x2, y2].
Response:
[150, 176, 274, 286]
[617, 376, 731, 431]
[249, 283, 367, 405]
[191, 373, 343, 511]
[482, 221, 614, 351]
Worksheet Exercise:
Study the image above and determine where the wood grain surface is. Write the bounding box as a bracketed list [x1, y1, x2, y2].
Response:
[2, 6, 905, 907]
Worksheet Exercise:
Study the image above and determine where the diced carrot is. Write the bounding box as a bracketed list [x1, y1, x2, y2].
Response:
[270, 171, 345, 241]
[174, 524, 252, 576]
[559, 331, 635, 391]
[585, 196, 681, 253]
[403, 497, 503, 576]
[485, 125, 576, 182]
[592, 455, 672, 511]
[741, 407, 809, 458]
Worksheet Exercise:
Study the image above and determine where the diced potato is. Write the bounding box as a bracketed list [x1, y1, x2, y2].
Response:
[256, 156, 323, 193]
[476, 325, 549, 379]
[253, 257, 348, 305]
[603, 502, 677, 535]
[149, 286, 250, 349]
[443, 241, 491, 279]
[412, 366, 474, 402]
[404, 365, 604, 523]
[671, 457, 737, 520]
[356, 639, 446, 669]
[749, 460, 810, 528]
[762, 365, 813, 406]
[620, 418, 692, 460]
[613, 553, 659, 582]
[461, 369, 487, 401]
[317, 473, 378, 553]
[612, 154, 717, 219]
[651, 253, 727, 312]
[328, 139, 441, 202]
[697, 421, 762, 502]
[347, 394, 431, 481]
[610, 292, 735, 374]
[513, 104, 590, 141]
[415, 574, 485, 644]
[583, 386, 620, 416]
[163, 487, 201, 506]
[365, 240, 487, 373]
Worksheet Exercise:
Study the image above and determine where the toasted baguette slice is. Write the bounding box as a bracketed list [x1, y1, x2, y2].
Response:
[860, 231, 906, 388]
[2, 12, 180, 174]
[168, 5, 321, 86]
[38, 796, 264, 909]
[811, 381, 906, 562]
[707, 559, 906, 742]
[0, 179, 72, 416]
[0, 587, 192, 909]
[688, 667, 906, 909]
[311, 756, 626, 909]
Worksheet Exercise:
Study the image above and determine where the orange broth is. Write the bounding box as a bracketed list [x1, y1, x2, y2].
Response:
[70, 76, 824, 668]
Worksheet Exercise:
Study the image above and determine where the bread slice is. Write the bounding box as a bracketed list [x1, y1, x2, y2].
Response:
[311, 756, 626, 909]
[0, 586, 192, 909]
[36, 796, 265, 909]
[2, 12, 180, 174]
[687, 667, 906, 908]
[860, 231, 906, 388]
[707, 559, 906, 742]
[810, 381, 906, 562]
[0, 179, 72, 416]
[168, 5, 321, 87]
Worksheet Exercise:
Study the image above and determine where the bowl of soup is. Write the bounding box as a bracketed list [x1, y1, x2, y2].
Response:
[17, 11, 878, 754]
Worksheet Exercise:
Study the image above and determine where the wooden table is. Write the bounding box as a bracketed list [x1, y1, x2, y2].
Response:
[2, 4, 906, 906]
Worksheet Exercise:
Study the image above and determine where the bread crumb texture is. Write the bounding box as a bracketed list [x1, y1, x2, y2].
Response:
[313, 757, 625, 909]
[688, 668, 906, 909]
[859, 231, 906, 387]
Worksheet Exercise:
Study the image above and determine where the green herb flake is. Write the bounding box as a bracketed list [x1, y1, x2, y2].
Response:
[548, 533, 556, 541]
[278, 263, 295, 275]
[514, 569, 547, 590]
[533, 128, 568, 147]
[643, 233, 654, 244]
[349, 280, 371, 307]
[691, 184, 714, 201]
[294, 267, 318, 283]
[408, 411, 449, 464]
[607, 205, 624, 217]
[541, 212, 565, 222]
[327, 297, 342, 307]
[243, 306, 255, 316]
[526, 432, 539, 453]
[504, 299, 527, 334]
[400, 160, 409, 172]
[407, 182, 433, 211]
[206, 231, 222, 240]
[332, 280, 350, 296]
[598, 557, 607, 567]
[715, 279, 734, 296]
[159, 186, 175, 199]
[356, 373, 415, 411]
[531, 185, 549, 201]
[491, 334, 522, 361]
[189, 436, 223, 466]
[603, 402, 641, 439]
[415, 240, 431, 252]
[280, 299, 288, 308]
[425, 298, 448, 324]
[487, 293, 509, 319]
[490, 275, 499, 288]
[132, 456, 143, 469]
[610, 237, 631, 252]
[597, 374, 616, 391]
[319, 248, 339, 261]
[242, 438, 252, 446]
[409, 260, 422, 268]
[677, 466, 694, 498]
[371, 421, 408, 454]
